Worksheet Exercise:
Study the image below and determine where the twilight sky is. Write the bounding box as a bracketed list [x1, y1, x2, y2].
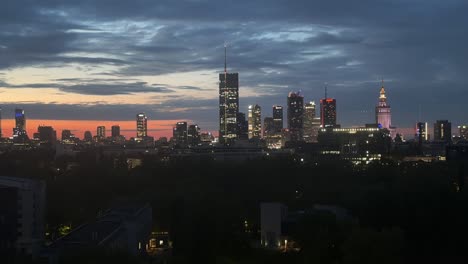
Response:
[0, 0, 467, 138]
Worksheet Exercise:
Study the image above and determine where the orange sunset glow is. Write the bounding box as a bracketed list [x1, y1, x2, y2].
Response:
[0, 119, 191, 139]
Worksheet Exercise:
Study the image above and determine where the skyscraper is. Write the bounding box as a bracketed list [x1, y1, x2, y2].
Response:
[173, 122, 188, 147]
[97, 126, 106, 139]
[320, 98, 337, 128]
[13, 108, 28, 142]
[219, 45, 239, 144]
[415, 122, 429, 142]
[0, 107, 2, 138]
[37, 126, 57, 143]
[263, 117, 274, 138]
[287, 92, 304, 142]
[61, 129, 72, 141]
[136, 113, 148, 139]
[303, 101, 318, 143]
[112, 125, 121, 138]
[236, 112, 248, 140]
[273, 105, 283, 133]
[187, 124, 201, 146]
[434, 120, 451, 142]
[375, 81, 392, 130]
[248, 104, 262, 139]
[459, 125, 468, 140]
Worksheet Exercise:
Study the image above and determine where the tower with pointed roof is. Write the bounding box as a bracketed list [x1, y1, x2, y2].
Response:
[375, 80, 392, 130]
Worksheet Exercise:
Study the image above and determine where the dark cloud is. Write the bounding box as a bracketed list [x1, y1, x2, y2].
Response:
[0, 0, 467, 128]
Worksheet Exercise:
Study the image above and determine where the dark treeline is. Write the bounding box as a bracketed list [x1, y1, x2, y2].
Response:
[2, 149, 468, 263]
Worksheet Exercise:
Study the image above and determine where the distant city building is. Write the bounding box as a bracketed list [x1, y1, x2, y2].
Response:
[61, 129, 73, 141]
[0, 107, 2, 138]
[273, 105, 283, 133]
[173, 122, 188, 147]
[375, 82, 392, 130]
[263, 117, 274, 138]
[112, 125, 121, 138]
[459, 125, 468, 140]
[84, 131, 92, 142]
[303, 101, 319, 143]
[320, 98, 337, 128]
[415, 122, 429, 142]
[219, 46, 239, 144]
[0, 176, 46, 258]
[236, 112, 249, 140]
[433, 120, 451, 142]
[248, 104, 262, 139]
[37, 126, 57, 143]
[13, 108, 28, 142]
[200, 132, 214, 144]
[287, 92, 304, 142]
[136, 113, 147, 139]
[97, 126, 106, 140]
[187, 124, 201, 146]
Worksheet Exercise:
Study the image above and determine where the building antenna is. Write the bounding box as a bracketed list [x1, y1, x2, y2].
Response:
[324, 82, 328, 99]
[224, 42, 227, 74]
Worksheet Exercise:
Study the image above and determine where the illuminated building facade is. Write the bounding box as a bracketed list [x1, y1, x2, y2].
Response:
[173, 122, 188, 147]
[97, 126, 106, 139]
[459, 125, 468, 140]
[320, 98, 337, 128]
[287, 92, 304, 142]
[273, 105, 283, 133]
[219, 46, 239, 144]
[303, 101, 320, 143]
[187, 124, 200, 146]
[13, 108, 28, 141]
[375, 82, 392, 129]
[136, 113, 148, 139]
[248, 104, 262, 139]
[415, 122, 429, 142]
[433, 120, 451, 142]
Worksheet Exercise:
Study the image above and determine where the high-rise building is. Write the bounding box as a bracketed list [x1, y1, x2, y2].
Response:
[0, 107, 2, 138]
[112, 125, 121, 138]
[236, 112, 248, 140]
[415, 122, 429, 142]
[459, 125, 468, 140]
[97, 126, 106, 139]
[375, 82, 392, 129]
[219, 45, 239, 144]
[0, 176, 46, 258]
[187, 124, 201, 146]
[434, 120, 451, 142]
[303, 101, 319, 143]
[273, 105, 283, 133]
[173, 122, 188, 147]
[136, 113, 147, 139]
[248, 104, 262, 139]
[84, 131, 93, 142]
[320, 98, 337, 128]
[13, 109, 28, 141]
[263, 117, 274, 138]
[61, 129, 72, 141]
[287, 92, 304, 142]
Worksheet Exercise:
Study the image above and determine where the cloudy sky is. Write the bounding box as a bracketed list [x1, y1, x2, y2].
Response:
[0, 0, 467, 138]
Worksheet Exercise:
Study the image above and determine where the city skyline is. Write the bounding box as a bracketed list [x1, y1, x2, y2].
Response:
[0, 1, 467, 136]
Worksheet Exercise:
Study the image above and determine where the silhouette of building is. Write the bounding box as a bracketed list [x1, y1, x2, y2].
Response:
[111, 125, 121, 138]
[0, 176, 46, 259]
[236, 112, 248, 140]
[287, 92, 304, 142]
[273, 105, 283, 133]
[61, 129, 73, 141]
[248, 104, 262, 139]
[136, 113, 147, 139]
[37, 126, 57, 143]
[97, 126, 106, 140]
[187, 124, 201, 146]
[84, 131, 92, 142]
[433, 120, 451, 142]
[459, 125, 468, 140]
[219, 45, 239, 145]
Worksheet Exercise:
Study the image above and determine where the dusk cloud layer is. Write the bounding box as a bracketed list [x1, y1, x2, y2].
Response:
[0, 0, 467, 135]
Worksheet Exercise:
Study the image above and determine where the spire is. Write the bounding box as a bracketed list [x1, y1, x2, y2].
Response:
[324, 82, 328, 99]
[224, 42, 227, 74]
[379, 79, 386, 100]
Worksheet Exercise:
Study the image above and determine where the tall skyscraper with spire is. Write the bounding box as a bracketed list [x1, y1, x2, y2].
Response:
[375, 80, 392, 130]
[219, 44, 239, 144]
